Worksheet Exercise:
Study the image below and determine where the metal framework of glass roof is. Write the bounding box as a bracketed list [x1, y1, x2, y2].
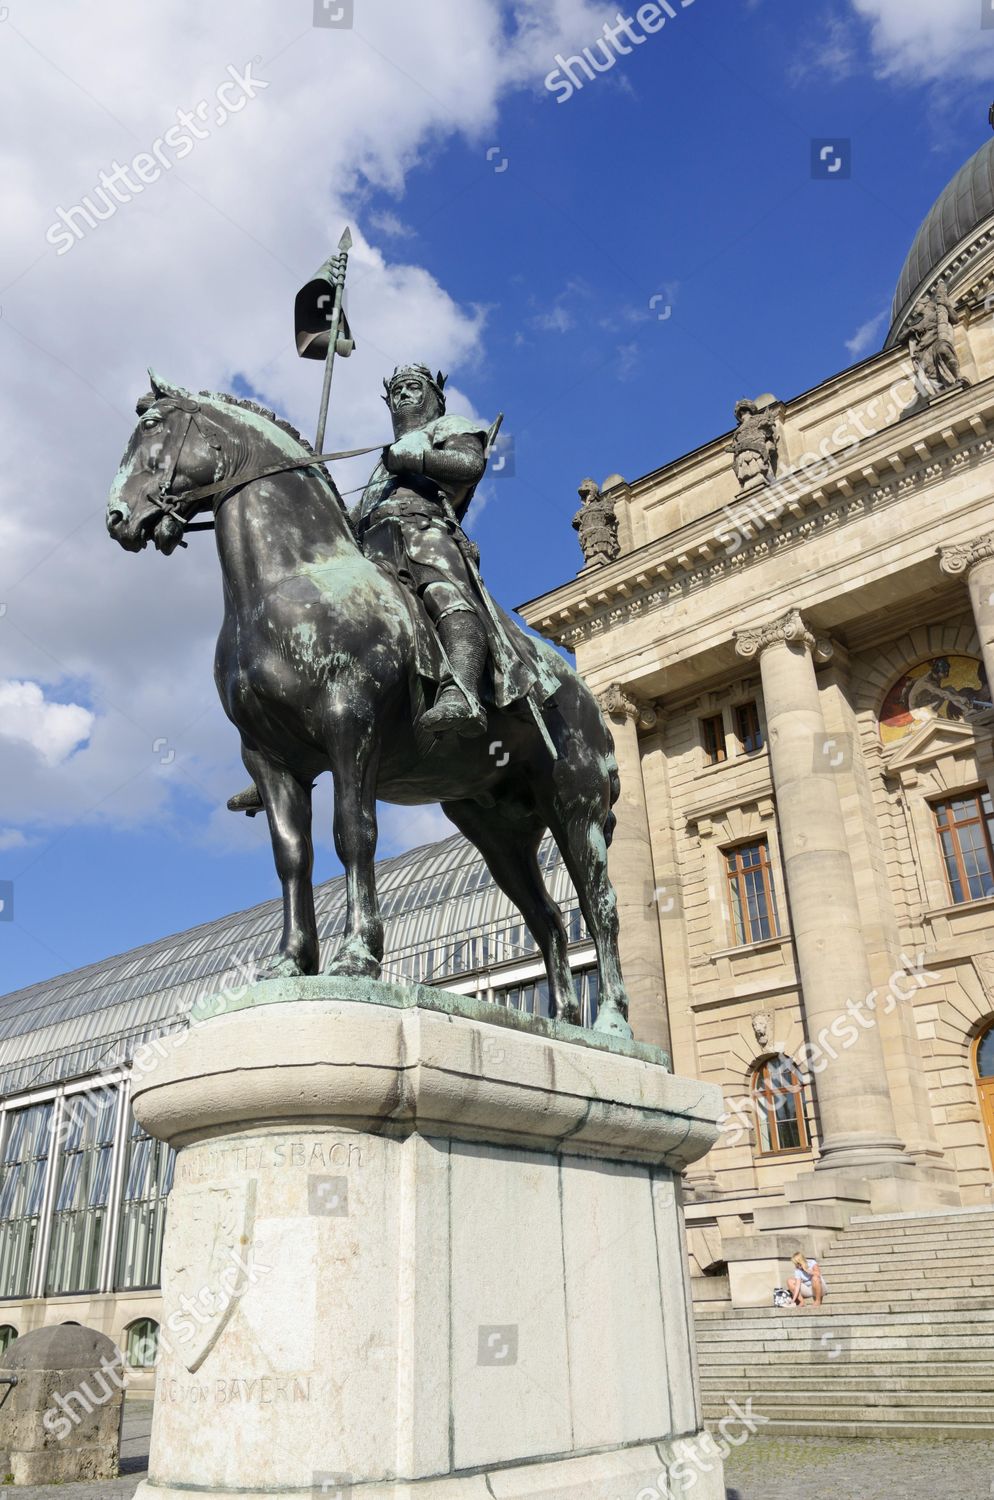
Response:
[0, 833, 581, 1100]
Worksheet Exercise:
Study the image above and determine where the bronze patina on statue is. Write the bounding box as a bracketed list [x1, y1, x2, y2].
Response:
[106, 239, 636, 1039]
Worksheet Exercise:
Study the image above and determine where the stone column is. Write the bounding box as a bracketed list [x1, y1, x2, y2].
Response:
[734, 609, 906, 1175]
[938, 534, 994, 699]
[597, 685, 670, 1053]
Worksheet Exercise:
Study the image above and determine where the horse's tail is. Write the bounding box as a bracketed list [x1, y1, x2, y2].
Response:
[604, 758, 621, 849]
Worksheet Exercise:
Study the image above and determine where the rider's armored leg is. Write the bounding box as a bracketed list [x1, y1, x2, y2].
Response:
[420, 607, 488, 737]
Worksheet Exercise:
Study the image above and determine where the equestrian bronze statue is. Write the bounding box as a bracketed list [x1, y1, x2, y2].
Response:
[106, 362, 634, 1039]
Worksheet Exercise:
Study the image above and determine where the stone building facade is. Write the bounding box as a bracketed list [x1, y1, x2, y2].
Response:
[520, 121, 994, 1297]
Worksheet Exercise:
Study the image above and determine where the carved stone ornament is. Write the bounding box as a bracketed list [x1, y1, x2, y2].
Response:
[596, 684, 658, 731]
[573, 477, 620, 568]
[751, 1012, 772, 1049]
[902, 281, 967, 400]
[938, 534, 994, 577]
[734, 608, 833, 663]
[729, 395, 784, 491]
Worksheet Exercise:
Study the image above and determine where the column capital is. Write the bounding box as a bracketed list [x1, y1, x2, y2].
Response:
[734, 607, 833, 664]
[596, 683, 658, 731]
[938, 533, 994, 577]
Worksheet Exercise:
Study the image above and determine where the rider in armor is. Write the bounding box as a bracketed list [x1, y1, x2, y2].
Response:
[228, 361, 553, 815]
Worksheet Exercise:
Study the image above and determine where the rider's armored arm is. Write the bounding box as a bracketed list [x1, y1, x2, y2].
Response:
[418, 433, 486, 490]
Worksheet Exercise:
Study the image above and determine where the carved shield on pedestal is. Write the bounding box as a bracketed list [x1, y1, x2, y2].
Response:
[161, 1180, 257, 1373]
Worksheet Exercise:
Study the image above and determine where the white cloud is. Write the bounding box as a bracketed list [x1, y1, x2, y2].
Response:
[367, 208, 415, 240]
[845, 307, 888, 358]
[0, 0, 621, 853]
[847, 0, 993, 81]
[0, 681, 93, 767]
[0, 830, 29, 852]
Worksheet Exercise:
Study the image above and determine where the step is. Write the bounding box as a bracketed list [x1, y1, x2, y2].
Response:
[704, 1402, 994, 1427]
[827, 1230, 994, 1254]
[710, 1417, 994, 1438]
[848, 1206, 994, 1226]
[698, 1348, 994, 1366]
[700, 1373, 994, 1393]
[825, 1274, 987, 1290]
[839, 1223, 994, 1242]
[822, 1250, 994, 1270]
[695, 1304, 994, 1324]
[695, 1335, 994, 1354]
[703, 1387, 994, 1410]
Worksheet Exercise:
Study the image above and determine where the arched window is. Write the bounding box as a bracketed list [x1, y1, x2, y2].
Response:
[125, 1318, 159, 1369]
[973, 1022, 994, 1173]
[751, 1055, 809, 1155]
[0, 1326, 17, 1355]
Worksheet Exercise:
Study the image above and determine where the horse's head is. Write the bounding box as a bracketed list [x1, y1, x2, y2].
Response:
[107, 371, 223, 556]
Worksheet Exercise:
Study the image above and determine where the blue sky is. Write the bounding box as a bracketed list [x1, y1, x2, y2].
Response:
[1, 0, 992, 994]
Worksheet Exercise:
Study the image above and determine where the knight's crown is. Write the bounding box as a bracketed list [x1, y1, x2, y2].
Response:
[383, 363, 447, 411]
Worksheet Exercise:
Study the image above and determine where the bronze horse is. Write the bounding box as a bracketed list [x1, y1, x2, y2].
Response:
[107, 375, 632, 1037]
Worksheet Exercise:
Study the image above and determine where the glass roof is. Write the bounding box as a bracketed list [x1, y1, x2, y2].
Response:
[0, 833, 579, 1099]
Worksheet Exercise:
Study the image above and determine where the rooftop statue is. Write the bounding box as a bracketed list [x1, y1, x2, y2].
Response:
[903, 281, 967, 399]
[106, 243, 636, 1039]
[730, 396, 782, 490]
[573, 477, 620, 568]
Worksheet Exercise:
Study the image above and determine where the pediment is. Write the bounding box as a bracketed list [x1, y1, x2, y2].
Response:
[882, 714, 986, 773]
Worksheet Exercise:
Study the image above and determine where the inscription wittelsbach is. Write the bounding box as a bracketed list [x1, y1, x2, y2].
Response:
[163, 1376, 313, 1407]
[178, 1139, 364, 1182]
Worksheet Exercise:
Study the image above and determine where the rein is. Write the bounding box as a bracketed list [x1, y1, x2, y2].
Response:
[151, 398, 387, 540]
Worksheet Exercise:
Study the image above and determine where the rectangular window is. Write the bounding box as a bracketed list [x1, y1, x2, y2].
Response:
[734, 701, 764, 756]
[0, 1102, 53, 1298]
[701, 714, 726, 766]
[725, 840, 781, 945]
[115, 1117, 175, 1291]
[45, 1089, 117, 1296]
[934, 791, 994, 904]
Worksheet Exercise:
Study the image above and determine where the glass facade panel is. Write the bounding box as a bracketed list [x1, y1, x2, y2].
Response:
[45, 1090, 117, 1296]
[0, 1102, 53, 1298]
[115, 1117, 174, 1290]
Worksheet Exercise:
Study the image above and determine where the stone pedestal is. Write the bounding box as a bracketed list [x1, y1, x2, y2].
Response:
[131, 979, 722, 1500]
[0, 1325, 123, 1484]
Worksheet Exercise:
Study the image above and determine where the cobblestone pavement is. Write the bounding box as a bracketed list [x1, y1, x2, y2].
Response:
[724, 1435, 994, 1500]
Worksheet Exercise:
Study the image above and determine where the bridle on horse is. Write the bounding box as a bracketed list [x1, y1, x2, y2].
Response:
[148, 396, 385, 546]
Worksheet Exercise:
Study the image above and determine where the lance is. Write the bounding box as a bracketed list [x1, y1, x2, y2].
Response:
[295, 226, 355, 452]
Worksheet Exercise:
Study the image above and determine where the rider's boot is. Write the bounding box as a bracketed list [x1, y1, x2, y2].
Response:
[227, 783, 264, 816]
[420, 611, 488, 738]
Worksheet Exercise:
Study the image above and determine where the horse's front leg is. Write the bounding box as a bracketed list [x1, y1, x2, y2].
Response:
[242, 747, 319, 978]
[325, 721, 383, 980]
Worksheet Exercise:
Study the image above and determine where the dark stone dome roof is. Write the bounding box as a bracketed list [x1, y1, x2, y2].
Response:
[890, 134, 994, 339]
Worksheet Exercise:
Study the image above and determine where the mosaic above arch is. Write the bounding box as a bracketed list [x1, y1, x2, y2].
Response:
[879, 655, 991, 746]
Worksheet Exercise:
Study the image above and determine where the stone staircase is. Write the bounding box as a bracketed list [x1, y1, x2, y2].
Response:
[695, 1206, 994, 1437]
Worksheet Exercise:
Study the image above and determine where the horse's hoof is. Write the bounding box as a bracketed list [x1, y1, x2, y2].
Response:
[324, 943, 382, 981]
[592, 1004, 634, 1041]
[263, 955, 306, 980]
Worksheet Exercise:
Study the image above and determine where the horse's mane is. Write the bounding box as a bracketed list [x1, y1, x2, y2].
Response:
[202, 390, 353, 526]
[204, 392, 318, 457]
